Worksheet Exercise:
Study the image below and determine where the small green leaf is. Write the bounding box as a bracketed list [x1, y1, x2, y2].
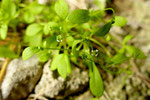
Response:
[123, 35, 133, 45]
[43, 35, 58, 48]
[22, 47, 39, 60]
[43, 22, 58, 35]
[125, 45, 146, 59]
[90, 63, 104, 97]
[26, 23, 43, 36]
[37, 49, 51, 62]
[51, 53, 71, 78]
[113, 16, 127, 27]
[57, 54, 67, 78]
[90, 10, 104, 20]
[1, 0, 16, 18]
[67, 9, 90, 24]
[51, 52, 59, 71]
[106, 34, 111, 41]
[111, 53, 128, 64]
[55, 0, 69, 19]
[95, 22, 112, 37]
[66, 36, 74, 47]
[24, 11, 35, 23]
[0, 24, 8, 40]
[0, 46, 18, 58]
[29, 2, 44, 15]
[24, 34, 42, 46]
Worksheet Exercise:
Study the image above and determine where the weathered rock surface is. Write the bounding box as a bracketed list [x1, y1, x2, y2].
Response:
[74, 91, 93, 100]
[34, 60, 89, 99]
[35, 60, 65, 98]
[1, 56, 42, 100]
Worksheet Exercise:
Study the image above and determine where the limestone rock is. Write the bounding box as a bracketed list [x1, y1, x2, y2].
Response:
[74, 91, 93, 100]
[35, 60, 65, 98]
[65, 67, 89, 96]
[1, 56, 42, 100]
[34, 60, 89, 99]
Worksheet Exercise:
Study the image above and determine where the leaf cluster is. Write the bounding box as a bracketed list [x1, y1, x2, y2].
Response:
[0, 0, 145, 98]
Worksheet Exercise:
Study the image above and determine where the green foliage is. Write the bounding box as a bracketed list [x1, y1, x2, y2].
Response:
[22, 47, 39, 60]
[125, 45, 146, 59]
[0, 46, 18, 58]
[51, 53, 71, 78]
[90, 98, 99, 100]
[43, 22, 58, 35]
[0, 0, 146, 98]
[67, 9, 90, 24]
[24, 11, 35, 23]
[123, 35, 133, 45]
[90, 63, 104, 97]
[23, 2, 44, 23]
[95, 22, 112, 36]
[111, 53, 128, 64]
[0, 0, 17, 39]
[1, 0, 17, 19]
[55, 0, 69, 19]
[37, 49, 51, 62]
[0, 24, 8, 40]
[43, 36, 58, 48]
[26, 23, 43, 36]
[113, 16, 127, 27]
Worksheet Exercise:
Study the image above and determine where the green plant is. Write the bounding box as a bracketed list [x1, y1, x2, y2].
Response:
[0, 0, 146, 98]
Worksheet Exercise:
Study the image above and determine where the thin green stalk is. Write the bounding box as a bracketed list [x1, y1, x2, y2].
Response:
[89, 38, 111, 57]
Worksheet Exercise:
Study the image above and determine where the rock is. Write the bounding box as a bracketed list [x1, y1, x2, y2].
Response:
[65, 67, 89, 96]
[1, 56, 42, 100]
[35, 60, 65, 98]
[34, 60, 89, 99]
[74, 91, 93, 100]
[37, 0, 49, 5]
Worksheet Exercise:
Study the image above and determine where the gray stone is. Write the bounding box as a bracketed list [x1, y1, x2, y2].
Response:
[34, 60, 89, 99]
[1, 56, 42, 100]
[74, 91, 93, 100]
[35, 60, 65, 98]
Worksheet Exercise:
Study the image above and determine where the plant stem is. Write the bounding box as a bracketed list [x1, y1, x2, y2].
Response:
[89, 38, 111, 57]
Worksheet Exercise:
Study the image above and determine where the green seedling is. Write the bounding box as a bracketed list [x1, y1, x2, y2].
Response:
[0, 0, 145, 98]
